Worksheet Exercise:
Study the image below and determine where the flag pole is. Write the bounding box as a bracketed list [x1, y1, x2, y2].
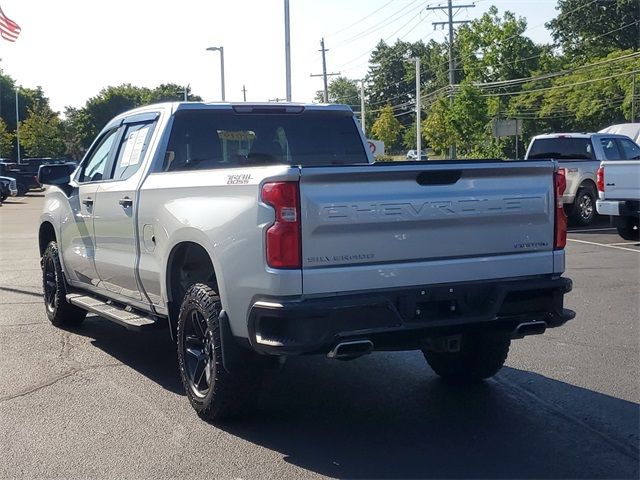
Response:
[15, 88, 20, 162]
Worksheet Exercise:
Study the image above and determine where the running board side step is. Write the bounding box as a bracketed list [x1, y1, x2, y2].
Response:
[66, 293, 159, 331]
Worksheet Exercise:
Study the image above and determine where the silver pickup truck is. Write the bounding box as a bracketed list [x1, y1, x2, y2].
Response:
[38, 102, 574, 420]
[525, 133, 638, 226]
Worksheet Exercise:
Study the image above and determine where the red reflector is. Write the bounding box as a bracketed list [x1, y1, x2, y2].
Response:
[596, 166, 605, 193]
[261, 182, 301, 268]
[554, 169, 567, 249]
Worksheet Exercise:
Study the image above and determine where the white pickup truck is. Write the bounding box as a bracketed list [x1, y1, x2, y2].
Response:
[525, 133, 638, 226]
[38, 102, 574, 420]
[596, 137, 640, 240]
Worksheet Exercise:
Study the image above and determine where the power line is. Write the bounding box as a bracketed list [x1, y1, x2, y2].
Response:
[331, 0, 423, 49]
[480, 69, 640, 97]
[335, 5, 426, 69]
[328, 0, 398, 37]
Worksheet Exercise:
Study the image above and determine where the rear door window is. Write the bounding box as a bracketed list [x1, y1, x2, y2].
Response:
[616, 138, 640, 160]
[599, 138, 623, 160]
[162, 109, 367, 172]
[527, 138, 594, 160]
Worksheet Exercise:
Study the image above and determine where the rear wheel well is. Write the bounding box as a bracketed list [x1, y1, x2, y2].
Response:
[167, 242, 217, 305]
[578, 179, 596, 193]
[39, 222, 56, 255]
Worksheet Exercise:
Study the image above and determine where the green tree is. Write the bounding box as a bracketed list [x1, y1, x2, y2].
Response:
[370, 104, 403, 151]
[146, 83, 203, 104]
[314, 77, 358, 104]
[547, 0, 640, 60]
[0, 118, 14, 157]
[423, 96, 454, 157]
[511, 50, 640, 133]
[366, 40, 448, 129]
[18, 106, 66, 157]
[457, 7, 542, 83]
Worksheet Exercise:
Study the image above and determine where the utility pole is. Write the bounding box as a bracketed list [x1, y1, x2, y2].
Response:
[416, 58, 421, 159]
[427, 0, 475, 159]
[284, 0, 291, 102]
[183, 84, 189, 101]
[242, 85, 248, 102]
[360, 79, 366, 135]
[311, 38, 340, 103]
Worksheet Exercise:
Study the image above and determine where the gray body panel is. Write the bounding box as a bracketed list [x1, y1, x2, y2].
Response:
[299, 162, 561, 295]
[598, 160, 640, 202]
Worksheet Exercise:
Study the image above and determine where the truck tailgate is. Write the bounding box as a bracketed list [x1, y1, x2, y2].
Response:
[601, 161, 640, 201]
[299, 161, 557, 295]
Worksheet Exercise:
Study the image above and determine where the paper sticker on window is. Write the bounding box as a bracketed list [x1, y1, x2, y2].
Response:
[119, 126, 150, 168]
[129, 126, 150, 165]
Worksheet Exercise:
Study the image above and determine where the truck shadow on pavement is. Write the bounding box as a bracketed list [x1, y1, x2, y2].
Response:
[66, 315, 184, 395]
[226, 354, 639, 479]
[69, 317, 638, 479]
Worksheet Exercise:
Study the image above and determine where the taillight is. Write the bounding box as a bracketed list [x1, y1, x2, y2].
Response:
[596, 166, 605, 193]
[261, 181, 301, 268]
[554, 169, 567, 249]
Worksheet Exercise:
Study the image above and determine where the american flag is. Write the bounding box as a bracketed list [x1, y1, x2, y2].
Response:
[0, 6, 21, 42]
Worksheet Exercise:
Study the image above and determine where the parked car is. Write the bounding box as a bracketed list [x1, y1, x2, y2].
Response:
[0, 162, 40, 196]
[596, 137, 640, 240]
[0, 175, 18, 202]
[38, 102, 574, 421]
[525, 133, 637, 226]
[406, 149, 428, 161]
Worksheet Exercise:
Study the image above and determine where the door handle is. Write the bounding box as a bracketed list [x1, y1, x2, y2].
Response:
[119, 197, 133, 208]
[82, 197, 93, 207]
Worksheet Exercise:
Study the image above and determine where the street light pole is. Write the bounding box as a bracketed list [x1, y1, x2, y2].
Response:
[360, 79, 366, 136]
[206, 46, 226, 101]
[284, 0, 291, 102]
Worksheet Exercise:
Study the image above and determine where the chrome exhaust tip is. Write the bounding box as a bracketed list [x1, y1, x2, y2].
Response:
[512, 321, 547, 339]
[327, 340, 374, 360]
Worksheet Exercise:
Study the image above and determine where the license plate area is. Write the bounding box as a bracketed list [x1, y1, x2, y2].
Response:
[396, 284, 498, 323]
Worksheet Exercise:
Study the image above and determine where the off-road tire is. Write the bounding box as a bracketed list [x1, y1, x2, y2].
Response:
[569, 185, 596, 226]
[423, 333, 510, 383]
[41, 241, 86, 326]
[616, 217, 640, 241]
[176, 283, 261, 421]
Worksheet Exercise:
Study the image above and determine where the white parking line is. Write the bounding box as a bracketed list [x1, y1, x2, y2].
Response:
[609, 242, 640, 246]
[567, 228, 616, 233]
[567, 238, 640, 253]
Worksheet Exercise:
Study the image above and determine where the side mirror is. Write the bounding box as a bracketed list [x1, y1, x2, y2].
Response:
[38, 164, 73, 185]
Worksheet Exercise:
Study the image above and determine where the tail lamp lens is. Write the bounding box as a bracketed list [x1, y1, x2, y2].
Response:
[261, 182, 301, 269]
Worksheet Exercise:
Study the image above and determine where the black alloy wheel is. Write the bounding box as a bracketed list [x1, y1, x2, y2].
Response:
[43, 253, 58, 314]
[182, 308, 216, 398]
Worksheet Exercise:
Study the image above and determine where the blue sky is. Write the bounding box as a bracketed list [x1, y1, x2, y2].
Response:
[0, 0, 560, 114]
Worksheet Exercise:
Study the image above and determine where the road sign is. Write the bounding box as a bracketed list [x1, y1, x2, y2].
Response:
[367, 139, 385, 157]
[492, 118, 522, 138]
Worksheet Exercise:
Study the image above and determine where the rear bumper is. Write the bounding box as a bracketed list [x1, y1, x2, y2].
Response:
[247, 276, 574, 355]
[597, 199, 640, 217]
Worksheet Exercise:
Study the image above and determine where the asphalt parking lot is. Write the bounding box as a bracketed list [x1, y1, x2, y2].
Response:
[0, 195, 638, 479]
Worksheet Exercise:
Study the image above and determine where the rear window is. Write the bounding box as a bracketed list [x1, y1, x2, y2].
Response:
[162, 109, 367, 171]
[527, 138, 595, 160]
